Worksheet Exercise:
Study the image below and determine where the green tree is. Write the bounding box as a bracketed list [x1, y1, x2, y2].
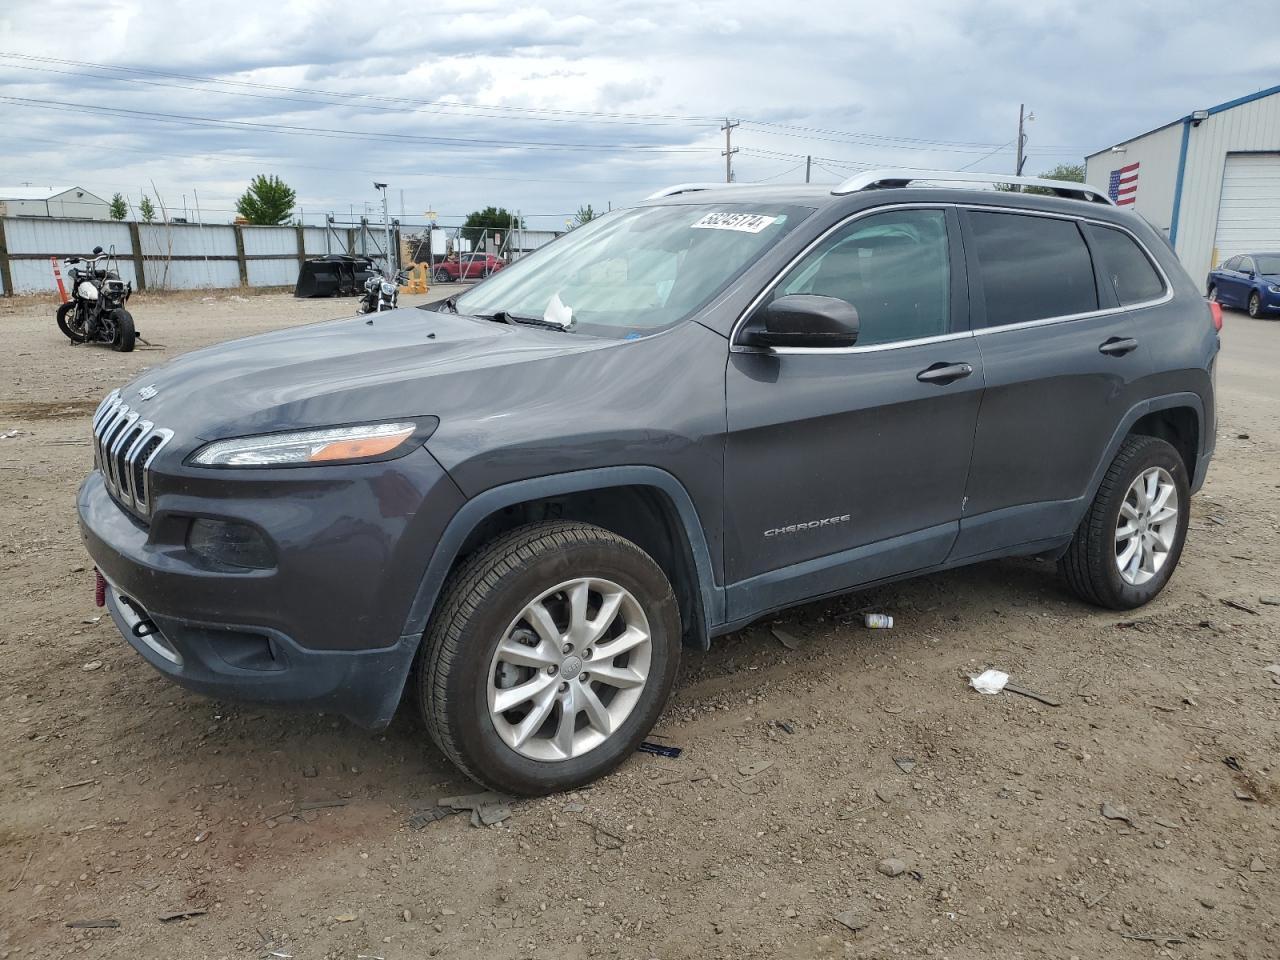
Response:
[461, 206, 523, 247]
[235, 174, 297, 225]
[139, 195, 157, 223]
[109, 193, 128, 220]
[996, 162, 1086, 194]
[572, 204, 596, 228]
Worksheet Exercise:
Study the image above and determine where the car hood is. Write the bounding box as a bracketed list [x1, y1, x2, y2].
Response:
[114, 308, 612, 443]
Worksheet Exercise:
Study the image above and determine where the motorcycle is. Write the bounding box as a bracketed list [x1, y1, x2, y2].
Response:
[56, 246, 136, 352]
[356, 269, 409, 315]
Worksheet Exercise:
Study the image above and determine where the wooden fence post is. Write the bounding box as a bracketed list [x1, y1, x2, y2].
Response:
[233, 225, 249, 286]
[0, 218, 13, 297]
[126, 221, 147, 291]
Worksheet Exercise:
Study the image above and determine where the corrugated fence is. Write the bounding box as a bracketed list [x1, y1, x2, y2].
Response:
[0, 217, 397, 296]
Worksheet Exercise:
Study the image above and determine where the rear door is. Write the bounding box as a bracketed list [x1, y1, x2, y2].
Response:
[723, 206, 983, 618]
[952, 208, 1159, 560]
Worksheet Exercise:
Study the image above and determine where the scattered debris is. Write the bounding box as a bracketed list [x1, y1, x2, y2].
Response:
[637, 740, 682, 759]
[1153, 817, 1181, 829]
[1264, 664, 1280, 677]
[81, 616, 100, 625]
[1260, 596, 1280, 606]
[1083, 888, 1111, 909]
[1221, 598, 1260, 615]
[1233, 787, 1256, 802]
[874, 785, 898, 803]
[1119, 932, 1186, 947]
[1100, 802, 1136, 827]
[893, 757, 916, 774]
[776, 720, 796, 735]
[771, 626, 802, 650]
[738, 760, 774, 778]
[332, 913, 357, 923]
[1004, 682, 1062, 707]
[158, 908, 207, 923]
[1207, 516, 1227, 526]
[969, 669, 1009, 695]
[66, 919, 120, 929]
[438, 792, 505, 811]
[1249, 856, 1267, 873]
[864, 613, 893, 629]
[81, 660, 103, 672]
[475, 803, 512, 827]
[563, 801, 585, 814]
[593, 825, 626, 850]
[832, 908, 869, 932]
[59, 778, 98, 790]
[877, 858, 906, 877]
[193, 830, 209, 843]
[406, 806, 457, 830]
[9, 852, 33, 892]
[1223, 756, 1244, 772]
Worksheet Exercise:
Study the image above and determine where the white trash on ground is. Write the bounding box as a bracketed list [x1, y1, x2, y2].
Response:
[969, 669, 1010, 695]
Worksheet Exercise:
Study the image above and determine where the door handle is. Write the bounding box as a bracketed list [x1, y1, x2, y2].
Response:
[916, 361, 974, 385]
[1098, 336, 1138, 357]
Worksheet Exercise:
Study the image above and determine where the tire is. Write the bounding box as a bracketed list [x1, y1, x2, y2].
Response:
[1206, 285, 1217, 303]
[1059, 435, 1190, 610]
[110, 309, 136, 352]
[418, 521, 681, 796]
[434, 269, 451, 284]
[56, 301, 88, 343]
[1248, 291, 1261, 318]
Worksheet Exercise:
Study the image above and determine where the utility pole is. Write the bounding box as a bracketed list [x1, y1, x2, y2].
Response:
[805, 155, 812, 184]
[721, 118, 739, 183]
[1015, 104, 1034, 178]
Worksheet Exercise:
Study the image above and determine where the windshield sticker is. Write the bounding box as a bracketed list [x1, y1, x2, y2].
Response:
[690, 212, 778, 234]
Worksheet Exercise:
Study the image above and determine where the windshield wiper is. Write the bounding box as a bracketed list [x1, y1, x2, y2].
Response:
[480, 310, 573, 331]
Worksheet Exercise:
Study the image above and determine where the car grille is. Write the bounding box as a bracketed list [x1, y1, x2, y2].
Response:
[91, 389, 174, 516]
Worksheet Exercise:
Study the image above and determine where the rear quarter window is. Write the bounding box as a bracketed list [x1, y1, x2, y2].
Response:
[967, 211, 1098, 327]
[1085, 224, 1166, 306]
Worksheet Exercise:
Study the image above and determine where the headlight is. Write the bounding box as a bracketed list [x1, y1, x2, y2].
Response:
[1268, 284, 1280, 294]
[191, 421, 421, 467]
[380, 280, 397, 296]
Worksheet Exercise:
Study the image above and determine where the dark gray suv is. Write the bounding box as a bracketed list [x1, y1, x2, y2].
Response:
[78, 170, 1219, 795]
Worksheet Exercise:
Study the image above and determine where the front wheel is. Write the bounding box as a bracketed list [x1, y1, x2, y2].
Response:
[434, 269, 451, 283]
[418, 521, 681, 795]
[1248, 291, 1261, 318]
[56, 301, 88, 343]
[109, 308, 135, 352]
[1059, 435, 1190, 609]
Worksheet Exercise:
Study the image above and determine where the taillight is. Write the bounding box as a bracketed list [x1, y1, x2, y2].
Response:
[1208, 299, 1223, 332]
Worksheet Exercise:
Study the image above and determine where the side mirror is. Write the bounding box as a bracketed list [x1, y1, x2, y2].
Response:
[740, 294, 860, 349]
[92, 246, 104, 255]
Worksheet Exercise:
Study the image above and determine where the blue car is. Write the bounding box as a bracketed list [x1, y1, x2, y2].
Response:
[1206, 252, 1280, 318]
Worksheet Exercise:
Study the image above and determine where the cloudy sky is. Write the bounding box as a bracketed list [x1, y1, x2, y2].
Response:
[0, 0, 1275, 230]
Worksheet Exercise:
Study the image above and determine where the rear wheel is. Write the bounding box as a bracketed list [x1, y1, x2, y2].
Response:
[55, 301, 88, 343]
[418, 521, 681, 795]
[434, 269, 451, 283]
[1248, 291, 1261, 318]
[1060, 435, 1190, 609]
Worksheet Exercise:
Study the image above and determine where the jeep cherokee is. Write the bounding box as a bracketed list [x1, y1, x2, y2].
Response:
[78, 169, 1219, 795]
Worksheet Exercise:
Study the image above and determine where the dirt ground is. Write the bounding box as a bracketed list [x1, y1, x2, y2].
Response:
[1, 287, 1277, 960]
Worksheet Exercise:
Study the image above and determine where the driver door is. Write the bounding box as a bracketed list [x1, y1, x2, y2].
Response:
[722, 206, 982, 620]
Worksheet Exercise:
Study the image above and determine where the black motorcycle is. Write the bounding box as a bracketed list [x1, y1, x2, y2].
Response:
[356, 269, 408, 315]
[56, 245, 136, 352]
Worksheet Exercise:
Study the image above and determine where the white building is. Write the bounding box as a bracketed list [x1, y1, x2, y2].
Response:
[0, 186, 111, 220]
[1085, 84, 1280, 282]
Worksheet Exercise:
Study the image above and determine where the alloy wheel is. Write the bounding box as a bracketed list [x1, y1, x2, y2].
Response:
[1115, 466, 1180, 586]
[487, 578, 652, 761]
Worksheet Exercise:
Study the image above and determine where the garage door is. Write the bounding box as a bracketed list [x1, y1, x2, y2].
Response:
[1211, 153, 1280, 267]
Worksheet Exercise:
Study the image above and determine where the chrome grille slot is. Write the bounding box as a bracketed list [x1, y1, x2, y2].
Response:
[89, 390, 175, 516]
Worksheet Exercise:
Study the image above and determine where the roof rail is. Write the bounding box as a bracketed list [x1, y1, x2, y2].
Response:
[831, 168, 1114, 205]
[645, 182, 755, 200]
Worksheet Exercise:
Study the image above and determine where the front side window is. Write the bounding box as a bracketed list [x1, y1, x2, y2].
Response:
[770, 209, 951, 346]
[1223, 256, 1241, 271]
[1086, 224, 1165, 306]
[968, 211, 1098, 327]
[454, 203, 810, 338]
[1240, 256, 1256, 275]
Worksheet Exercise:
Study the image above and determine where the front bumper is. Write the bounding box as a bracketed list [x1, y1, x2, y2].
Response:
[77, 449, 465, 727]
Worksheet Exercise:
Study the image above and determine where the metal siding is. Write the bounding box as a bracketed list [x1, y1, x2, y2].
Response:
[142, 258, 240, 290]
[1174, 91, 1280, 280]
[303, 226, 347, 255]
[137, 223, 236, 258]
[7, 257, 139, 294]
[1084, 121, 1182, 235]
[240, 226, 297, 257]
[3, 217, 133, 255]
[245, 258, 297, 287]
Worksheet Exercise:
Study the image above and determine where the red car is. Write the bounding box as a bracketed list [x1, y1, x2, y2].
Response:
[432, 253, 505, 282]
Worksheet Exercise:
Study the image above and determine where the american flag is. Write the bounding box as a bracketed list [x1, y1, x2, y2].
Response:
[1108, 162, 1139, 206]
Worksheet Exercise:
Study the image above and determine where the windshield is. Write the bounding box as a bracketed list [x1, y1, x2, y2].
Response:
[1255, 254, 1280, 274]
[453, 202, 811, 337]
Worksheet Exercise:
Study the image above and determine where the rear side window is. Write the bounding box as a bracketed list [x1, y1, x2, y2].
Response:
[1086, 224, 1165, 305]
[968, 212, 1098, 327]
